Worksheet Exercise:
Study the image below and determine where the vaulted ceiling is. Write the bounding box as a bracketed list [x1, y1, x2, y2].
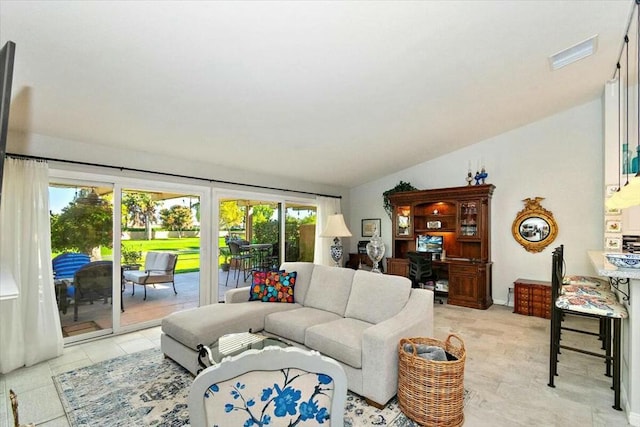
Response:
[0, 1, 633, 187]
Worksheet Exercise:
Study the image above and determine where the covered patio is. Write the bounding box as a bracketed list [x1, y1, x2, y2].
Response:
[60, 269, 254, 336]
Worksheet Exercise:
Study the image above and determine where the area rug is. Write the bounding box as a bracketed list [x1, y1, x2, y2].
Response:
[62, 321, 102, 337]
[53, 348, 472, 426]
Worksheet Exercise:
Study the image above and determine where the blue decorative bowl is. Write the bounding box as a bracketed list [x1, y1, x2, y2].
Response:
[605, 253, 640, 269]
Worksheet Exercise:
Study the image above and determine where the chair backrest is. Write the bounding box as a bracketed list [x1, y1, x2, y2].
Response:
[144, 252, 177, 273]
[228, 241, 242, 256]
[189, 346, 347, 427]
[407, 251, 433, 284]
[52, 252, 91, 280]
[74, 260, 113, 296]
[228, 241, 251, 257]
[551, 244, 564, 301]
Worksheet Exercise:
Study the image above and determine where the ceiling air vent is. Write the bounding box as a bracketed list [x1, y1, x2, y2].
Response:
[549, 35, 598, 70]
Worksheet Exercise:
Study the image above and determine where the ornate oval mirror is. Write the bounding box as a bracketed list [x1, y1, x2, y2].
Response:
[512, 197, 558, 253]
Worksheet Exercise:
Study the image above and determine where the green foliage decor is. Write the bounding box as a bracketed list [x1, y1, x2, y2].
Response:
[383, 181, 418, 219]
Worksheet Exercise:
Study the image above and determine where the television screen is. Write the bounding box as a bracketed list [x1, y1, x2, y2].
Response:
[416, 235, 443, 253]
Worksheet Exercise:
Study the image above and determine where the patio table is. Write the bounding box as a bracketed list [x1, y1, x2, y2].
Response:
[240, 243, 273, 274]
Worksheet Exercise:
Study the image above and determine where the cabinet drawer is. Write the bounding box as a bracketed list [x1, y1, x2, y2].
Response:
[513, 278, 551, 319]
[450, 264, 478, 275]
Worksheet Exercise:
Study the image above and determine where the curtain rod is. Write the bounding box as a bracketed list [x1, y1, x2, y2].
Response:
[5, 152, 342, 199]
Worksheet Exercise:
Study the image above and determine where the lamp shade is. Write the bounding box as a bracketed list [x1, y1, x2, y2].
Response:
[606, 176, 640, 209]
[320, 214, 352, 238]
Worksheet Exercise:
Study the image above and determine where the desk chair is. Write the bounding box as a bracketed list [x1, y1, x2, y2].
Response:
[548, 245, 627, 410]
[407, 252, 441, 304]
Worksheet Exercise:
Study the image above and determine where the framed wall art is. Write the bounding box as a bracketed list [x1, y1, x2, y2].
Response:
[361, 218, 381, 237]
[605, 237, 622, 251]
[605, 206, 622, 215]
[605, 219, 622, 233]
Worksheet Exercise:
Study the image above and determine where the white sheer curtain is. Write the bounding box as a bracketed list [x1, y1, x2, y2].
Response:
[313, 196, 342, 266]
[0, 158, 63, 373]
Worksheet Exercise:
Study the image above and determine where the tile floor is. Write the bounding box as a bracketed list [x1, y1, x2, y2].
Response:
[1, 303, 633, 426]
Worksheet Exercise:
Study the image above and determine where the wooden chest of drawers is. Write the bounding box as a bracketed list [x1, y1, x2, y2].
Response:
[513, 278, 552, 319]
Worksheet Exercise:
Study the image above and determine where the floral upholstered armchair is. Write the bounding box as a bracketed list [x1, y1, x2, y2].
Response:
[188, 346, 348, 427]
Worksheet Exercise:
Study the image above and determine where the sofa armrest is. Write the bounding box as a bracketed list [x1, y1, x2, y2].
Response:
[361, 288, 434, 405]
[224, 286, 251, 303]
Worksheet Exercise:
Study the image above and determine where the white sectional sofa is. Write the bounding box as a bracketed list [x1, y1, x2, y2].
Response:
[161, 262, 433, 407]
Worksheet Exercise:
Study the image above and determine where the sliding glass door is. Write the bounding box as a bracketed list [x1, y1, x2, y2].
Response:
[50, 181, 114, 340]
[217, 194, 317, 299]
[284, 203, 316, 262]
[218, 198, 282, 292]
[120, 188, 201, 328]
[49, 170, 210, 341]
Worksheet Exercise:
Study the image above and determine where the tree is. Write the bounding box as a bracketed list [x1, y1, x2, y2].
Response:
[219, 201, 244, 232]
[159, 205, 193, 237]
[122, 192, 159, 240]
[50, 190, 113, 256]
[251, 205, 274, 224]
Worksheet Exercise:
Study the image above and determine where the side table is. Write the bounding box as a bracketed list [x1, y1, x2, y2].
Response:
[513, 278, 552, 319]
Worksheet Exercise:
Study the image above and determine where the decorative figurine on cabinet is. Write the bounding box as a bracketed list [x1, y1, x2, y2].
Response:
[466, 170, 473, 186]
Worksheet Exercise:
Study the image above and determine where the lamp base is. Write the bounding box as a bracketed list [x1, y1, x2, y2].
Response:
[330, 238, 343, 267]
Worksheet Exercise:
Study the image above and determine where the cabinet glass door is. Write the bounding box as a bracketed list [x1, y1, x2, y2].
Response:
[459, 201, 479, 238]
[395, 205, 412, 237]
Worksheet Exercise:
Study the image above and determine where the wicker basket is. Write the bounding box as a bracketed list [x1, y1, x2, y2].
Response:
[397, 334, 466, 427]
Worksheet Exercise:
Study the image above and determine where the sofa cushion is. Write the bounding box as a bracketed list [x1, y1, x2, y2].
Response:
[305, 317, 372, 369]
[303, 265, 355, 316]
[145, 251, 176, 271]
[345, 270, 411, 324]
[161, 301, 301, 350]
[265, 307, 342, 344]
[280, 262, 315, 305]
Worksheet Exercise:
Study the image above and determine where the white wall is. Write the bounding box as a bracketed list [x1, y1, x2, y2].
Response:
[349, 99, 604, 305]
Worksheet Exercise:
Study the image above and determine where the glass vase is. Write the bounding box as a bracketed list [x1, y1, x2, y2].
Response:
[366, 230, 385, 273]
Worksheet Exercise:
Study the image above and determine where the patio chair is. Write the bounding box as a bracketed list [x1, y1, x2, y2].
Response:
[52, 252, 90, 314]
[123, 252, 178, 300]
[225, 241, 252, 287]
[72, 260, 113, 321]
[52, 252, 91, 280]
[189, 346, 347, 427]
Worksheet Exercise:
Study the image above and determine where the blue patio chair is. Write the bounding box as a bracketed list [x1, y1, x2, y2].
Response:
[52, 252, 90, 314]
[52, 252, 91, 280]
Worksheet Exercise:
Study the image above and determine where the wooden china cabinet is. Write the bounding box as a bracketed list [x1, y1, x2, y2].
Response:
[386, 184, 495, 309]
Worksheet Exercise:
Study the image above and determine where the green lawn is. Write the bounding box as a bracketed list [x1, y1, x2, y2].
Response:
[56, 237, 226, 274]
[109, 238, 201, 274]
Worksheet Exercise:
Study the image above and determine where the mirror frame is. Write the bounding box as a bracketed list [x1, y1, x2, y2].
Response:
[511, 197, 558, 253]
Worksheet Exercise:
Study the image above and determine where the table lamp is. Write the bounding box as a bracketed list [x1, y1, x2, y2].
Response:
[320, 214, 352, 267]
